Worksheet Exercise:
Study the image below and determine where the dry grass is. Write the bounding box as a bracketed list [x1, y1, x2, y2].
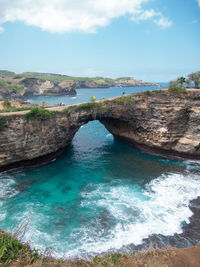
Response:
[1, 230, 200, 267]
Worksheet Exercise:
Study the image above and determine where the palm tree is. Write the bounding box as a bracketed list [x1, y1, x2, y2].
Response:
[177, 77, 186, 87]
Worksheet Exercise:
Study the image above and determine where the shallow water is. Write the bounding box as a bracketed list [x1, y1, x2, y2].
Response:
[0, 84, 200, 258]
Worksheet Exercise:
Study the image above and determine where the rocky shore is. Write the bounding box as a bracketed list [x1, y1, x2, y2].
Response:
[0, 76, 76, 101]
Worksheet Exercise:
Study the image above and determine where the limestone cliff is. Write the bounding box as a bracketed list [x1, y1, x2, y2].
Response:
[20, 78, 76, 98]
[74, 78, 157, 88]
[0, 71, 157, 96]
[0, 89, 200, 170]
[0, 77, 76, 101]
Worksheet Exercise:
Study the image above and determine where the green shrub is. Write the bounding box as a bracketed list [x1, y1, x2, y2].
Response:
[0, 79, 24, 92]
[25, 107, 55, 121]
[114, 95, 135, 104]
[0, 80, 7, 88]
[144, 90, 151, 96]
[95, 81, 109, 86]
[168, 84, 186, 94]
[13, 75, 22, 79]
[0, 107, 32, 113]
[2, 100, 11, 110]
[0, 231, 39, 266]
[0, 116, 6, 130]
[76, 102, 95, 110]
[8, 84, 24, 92]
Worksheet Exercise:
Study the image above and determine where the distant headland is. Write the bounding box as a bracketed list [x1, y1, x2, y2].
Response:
[0, 70, 157, 101]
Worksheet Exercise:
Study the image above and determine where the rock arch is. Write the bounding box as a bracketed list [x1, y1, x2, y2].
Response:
[0, 90, 200, 171]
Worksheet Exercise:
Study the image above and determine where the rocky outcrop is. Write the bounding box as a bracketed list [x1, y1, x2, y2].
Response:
[74, 78, 157, 89]
[0, 89, 200, 170]
[113, 78, 157, 87]
[0, 77, 76, 101]
[0, 70, 158, 96]
[0, 86, 22, 101]
[74, 80, 110, 88]
[20, 78, 76, 98]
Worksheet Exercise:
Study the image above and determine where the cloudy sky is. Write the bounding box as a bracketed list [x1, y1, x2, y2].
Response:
[0, 0, 199, 81]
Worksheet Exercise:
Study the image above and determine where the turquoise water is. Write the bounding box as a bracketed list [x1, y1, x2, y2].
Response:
[27, 85, 165, 106]
[0, 84, 200, 258]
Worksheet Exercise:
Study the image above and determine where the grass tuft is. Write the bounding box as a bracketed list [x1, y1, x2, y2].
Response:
[114, 95, 135, 104]
[25, 107, 55, 121]
[0, 231, 39, 266]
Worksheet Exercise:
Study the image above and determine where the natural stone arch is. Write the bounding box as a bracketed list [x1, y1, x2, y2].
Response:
[0, 90, 200, 171]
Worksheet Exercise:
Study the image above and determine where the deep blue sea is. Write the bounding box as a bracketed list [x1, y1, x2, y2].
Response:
[1, 84, 200, 258]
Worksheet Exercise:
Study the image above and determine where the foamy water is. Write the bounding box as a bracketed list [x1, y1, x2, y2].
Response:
[0, 84, 200, 258]
[0, 140, 199, 258]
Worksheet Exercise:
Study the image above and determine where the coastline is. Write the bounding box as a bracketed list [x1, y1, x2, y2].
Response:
[0, 88, 200, 266]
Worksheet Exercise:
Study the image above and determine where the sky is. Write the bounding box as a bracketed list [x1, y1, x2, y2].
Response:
[0, 0, 199, 82]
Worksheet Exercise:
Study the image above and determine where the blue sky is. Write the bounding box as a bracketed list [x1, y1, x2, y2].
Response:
[0, 0, 199, 82]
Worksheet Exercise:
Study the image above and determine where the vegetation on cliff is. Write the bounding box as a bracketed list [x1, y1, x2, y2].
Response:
[0, 70, 16, 77]
[25, 107, 55, 121]
[168, 71, 200, 94]
[0, 231, 39, 266]
[168, 82, 186, 94]
[0, 230, 200, 267]
[24, 94, 136, 121]
[0, 80, 24, 92]
[0, 100, 34, 114]
[0, 70, 156, 90]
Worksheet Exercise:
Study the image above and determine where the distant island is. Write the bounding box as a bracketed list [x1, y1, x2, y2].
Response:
[0, 70, 157, 101]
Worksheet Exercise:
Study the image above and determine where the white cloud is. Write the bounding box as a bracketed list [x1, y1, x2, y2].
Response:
[198, 0, 200, 7]
[131, 8, 172, 28]
[0, 0, 172, 33]
[155, 17, 172, 28]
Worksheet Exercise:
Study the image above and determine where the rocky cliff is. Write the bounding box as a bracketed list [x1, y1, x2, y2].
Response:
[74, 78, 157, 88]
[0, 89, 200, 170]
[0, 70, 157, 91]
[0, 77, 76, 101]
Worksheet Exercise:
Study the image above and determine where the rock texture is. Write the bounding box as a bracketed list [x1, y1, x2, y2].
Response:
[0, 86, 22, 101]
[74, 78, 157, 89]
[0, 89, 200, 170]
[20, 78, 76, 98]
[0, 77, 76, 101]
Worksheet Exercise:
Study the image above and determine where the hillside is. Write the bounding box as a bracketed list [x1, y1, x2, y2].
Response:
[0, 70, 157, 88]
[20, 72, 157, 88]
[0, 70, 157, 101]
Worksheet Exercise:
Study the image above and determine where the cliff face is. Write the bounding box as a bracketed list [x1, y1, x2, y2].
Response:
[0, 89, 200, 170]
[74, 78, 157, 89]
[0, 77, 76, 101]
[0, 86, 22, 101]
[20, 78, 76, 97]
